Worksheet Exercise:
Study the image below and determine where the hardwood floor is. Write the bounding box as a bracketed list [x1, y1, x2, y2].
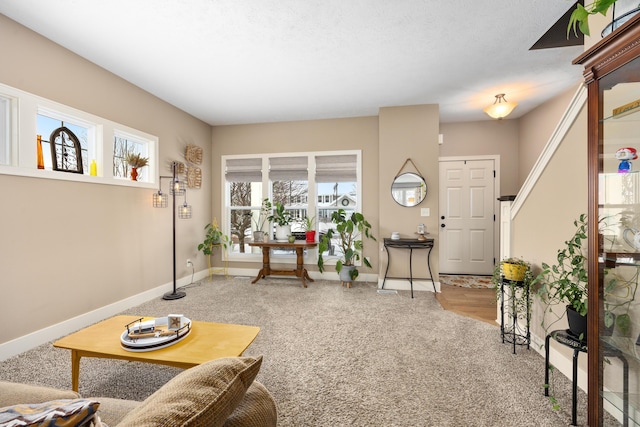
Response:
[435, 283, 498, 326]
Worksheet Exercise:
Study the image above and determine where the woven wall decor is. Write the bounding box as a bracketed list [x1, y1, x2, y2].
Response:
[187, 166, 202, 189]
[185, 144, 203, 165]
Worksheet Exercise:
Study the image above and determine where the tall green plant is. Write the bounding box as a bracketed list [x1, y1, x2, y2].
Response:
[317, 209, 375, 281]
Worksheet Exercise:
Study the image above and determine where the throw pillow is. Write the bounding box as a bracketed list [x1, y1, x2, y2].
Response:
[117, 356, 262, 427]
[0, 398, 100, 426]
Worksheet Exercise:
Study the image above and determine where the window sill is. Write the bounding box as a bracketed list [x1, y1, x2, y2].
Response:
[0, 165, 156, 189]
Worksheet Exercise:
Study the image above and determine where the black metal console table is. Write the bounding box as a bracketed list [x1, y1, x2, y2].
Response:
[500, 277, 530, 354]
[381, 237, 435, 298]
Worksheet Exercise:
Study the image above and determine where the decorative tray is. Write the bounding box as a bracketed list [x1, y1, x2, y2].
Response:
[120, 315, 191, 352]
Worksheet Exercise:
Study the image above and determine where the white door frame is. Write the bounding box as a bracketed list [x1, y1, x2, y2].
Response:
[438, 155, 501, 273]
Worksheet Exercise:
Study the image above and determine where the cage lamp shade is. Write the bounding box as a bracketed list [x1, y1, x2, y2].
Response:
[484, 94, 517, 119]
[178, 201, 192, 219]
[153, 191, 168, 208]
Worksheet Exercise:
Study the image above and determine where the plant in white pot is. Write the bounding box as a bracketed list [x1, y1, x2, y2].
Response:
[317, 209, 376, 287]
[267, 202, 292, 242]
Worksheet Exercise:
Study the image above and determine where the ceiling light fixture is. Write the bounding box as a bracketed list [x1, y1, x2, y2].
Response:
[484, 93, 517, 119]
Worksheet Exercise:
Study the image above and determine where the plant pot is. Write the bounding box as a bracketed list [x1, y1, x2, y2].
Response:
[253, 231, 264, 242]
[130, 167, 138, 181]
[275, 224, 291, 242]
[566, 305, 587, 342]
[502, 263, 526, 281]
[339, 265, 357, 287]
[305, 230, 316, 242]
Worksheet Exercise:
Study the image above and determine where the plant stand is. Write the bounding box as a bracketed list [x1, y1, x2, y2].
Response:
[545, 330, 629, 427]
[207, 243, 228, 279]
[499, 277, 530, 354]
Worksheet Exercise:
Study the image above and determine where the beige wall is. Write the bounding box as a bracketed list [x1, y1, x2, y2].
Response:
[439, 120, 520, 196]
[211, 117, 380, 274]
[512, 102, 588, 341]
[518, 84, 582, 186]
[0, 15, 212, 344]
[378, 105, 440, 280]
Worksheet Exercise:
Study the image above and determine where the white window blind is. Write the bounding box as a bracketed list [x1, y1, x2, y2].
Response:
[269, 156, 308, 181]
[226, 158, 262, 182]
[315, 154, 357, 182]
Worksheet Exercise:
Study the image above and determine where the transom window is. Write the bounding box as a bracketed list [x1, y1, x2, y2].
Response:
[0, 82, 158, 187]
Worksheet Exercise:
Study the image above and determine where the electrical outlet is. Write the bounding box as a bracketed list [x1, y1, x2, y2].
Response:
[186, 259, 192, 267]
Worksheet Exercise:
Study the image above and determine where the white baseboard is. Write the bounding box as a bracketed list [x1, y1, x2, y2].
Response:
[0, 270, 209, 361]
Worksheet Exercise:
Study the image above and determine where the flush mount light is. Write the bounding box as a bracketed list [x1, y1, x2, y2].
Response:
[484, 94, 517, 119]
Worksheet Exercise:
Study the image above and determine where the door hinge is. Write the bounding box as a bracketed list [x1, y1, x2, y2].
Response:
[493, 214, 496, 221]
[493, 170, 496, 178]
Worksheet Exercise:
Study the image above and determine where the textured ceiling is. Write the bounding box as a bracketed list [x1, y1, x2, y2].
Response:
[0, 1, 586, 125]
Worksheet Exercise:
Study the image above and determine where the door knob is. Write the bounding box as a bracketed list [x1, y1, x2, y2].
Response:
[441, 216, 445, 220]
[441, 223, 445, 228]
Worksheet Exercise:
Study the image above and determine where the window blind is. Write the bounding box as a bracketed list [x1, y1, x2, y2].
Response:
[315, 154, 357, 182]
[225, 158, 262, 182]
[269, 156, 308, 181]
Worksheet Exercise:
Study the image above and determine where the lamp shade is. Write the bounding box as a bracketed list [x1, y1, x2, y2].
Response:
[484, 94, 517, 119]
[179, 202, 192, 219]
[153, 191, 168, 208]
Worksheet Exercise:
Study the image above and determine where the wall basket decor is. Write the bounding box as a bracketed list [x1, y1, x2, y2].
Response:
[185, 144, 203, 165]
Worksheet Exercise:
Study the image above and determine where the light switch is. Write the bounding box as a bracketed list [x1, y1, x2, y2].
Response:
[421, 208, 430, 217]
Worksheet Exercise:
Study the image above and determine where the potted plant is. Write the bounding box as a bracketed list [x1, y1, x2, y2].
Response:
[317, 209, 376, 287]
[535, 214, 589, 341]
[492, 257, 533, 323]
[303, 215, 316, 242]
[125, 152, 148, 181]
[252, 198, 271, 242]
[197, 218, 229, 277]
[267, 201, 292, 241]
[568, 0, 619, 37]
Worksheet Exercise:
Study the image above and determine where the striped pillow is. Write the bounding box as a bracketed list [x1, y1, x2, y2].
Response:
[0, 399, 100, 427]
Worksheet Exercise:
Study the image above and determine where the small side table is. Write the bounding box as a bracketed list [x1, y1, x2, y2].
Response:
[499, 277, 530, 354]
[381, 238, 435, 298]
[545, 330, 629, 427]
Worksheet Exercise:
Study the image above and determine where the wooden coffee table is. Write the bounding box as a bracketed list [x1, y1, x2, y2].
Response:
[53, 315, 260, 391]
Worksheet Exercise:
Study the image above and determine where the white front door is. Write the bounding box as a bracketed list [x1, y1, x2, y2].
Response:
[439, 159, 496, 275]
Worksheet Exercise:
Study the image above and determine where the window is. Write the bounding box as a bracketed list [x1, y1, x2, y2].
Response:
[223, 151, 360, 261]
[315, 154, 358, 262]
[114, 132, 152, 182]
[226, 158, 263, 254]
[37, 112, 92, 173]
[0, 95, 11, 166]
[0, 82, 158, 188]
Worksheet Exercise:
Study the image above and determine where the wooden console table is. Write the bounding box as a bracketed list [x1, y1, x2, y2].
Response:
[248, 240, 318, 287]
[382, 237, 435, 298]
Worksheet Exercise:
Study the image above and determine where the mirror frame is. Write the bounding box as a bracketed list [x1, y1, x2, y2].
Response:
[391, 172, 427, 207]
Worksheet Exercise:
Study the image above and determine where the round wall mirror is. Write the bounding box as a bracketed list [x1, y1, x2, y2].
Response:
[391, 172, 427, 207]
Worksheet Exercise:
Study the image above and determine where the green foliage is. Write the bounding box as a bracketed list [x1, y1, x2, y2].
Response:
[317, 209, 376, 281]
[197, 219, 229, 255]
[536, 214, 589, 318]
[267, 202, 292, 226]
[253, 198, 272, 231]
[568, 0, 618, 37]
[303, 215, 316, 231]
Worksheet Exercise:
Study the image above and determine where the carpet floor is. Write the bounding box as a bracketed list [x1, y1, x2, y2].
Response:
[0, 277, 604, 426]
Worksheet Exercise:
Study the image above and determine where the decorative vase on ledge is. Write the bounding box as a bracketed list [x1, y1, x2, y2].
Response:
[130, 167, 138, 181]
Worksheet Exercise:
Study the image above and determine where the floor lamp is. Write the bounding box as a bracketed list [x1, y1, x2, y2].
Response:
[153, 161, 191, 300]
